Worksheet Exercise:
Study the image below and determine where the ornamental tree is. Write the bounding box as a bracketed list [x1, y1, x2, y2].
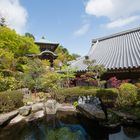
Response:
[82, 57, 106, 87]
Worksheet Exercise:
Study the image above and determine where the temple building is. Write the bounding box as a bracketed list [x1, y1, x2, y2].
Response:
[70, 27, 140, 81]
[28, 37, 59, 67]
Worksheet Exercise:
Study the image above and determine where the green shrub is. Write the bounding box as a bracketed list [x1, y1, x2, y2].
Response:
[73, 101, 78, 107]
[135, 83, 140, 89]
[56, 86, 118, 105]
[0, 73, 22, 92]
[36, 92, 47, 100]
[117, 83, 138, 107]
[0, 90, 24, 113]
[96, 88, 118, 107]
[56, 87, 98, 102]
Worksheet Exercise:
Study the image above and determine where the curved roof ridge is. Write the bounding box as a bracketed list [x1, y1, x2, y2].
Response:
[39, 50, 57, 56]
[92, 26, 140, 43]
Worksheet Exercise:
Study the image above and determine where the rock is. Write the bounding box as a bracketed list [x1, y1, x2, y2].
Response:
[111, 110, 138, 120]
[45, 100, 57, 114]
[26, 101, 34, 106]
[19, 106, 31, 116]
[17, 88, 31, 95]
[10, 115, 25, 124]
[25, 110, 44, 122]
[46, 93, 52, 98]
[45, 100, 57, 109]
[0, 110, 19, 126]
[32, 103, 44, 112]
[57, 104, 76, 112]
[77, 104, 106, 120]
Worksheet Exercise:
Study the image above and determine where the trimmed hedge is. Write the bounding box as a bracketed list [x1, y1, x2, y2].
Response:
[56, 87, 97, 102]
[56, 87, 118, 107]
[0, 90, 24, 113]
[96, 88, 119, 107]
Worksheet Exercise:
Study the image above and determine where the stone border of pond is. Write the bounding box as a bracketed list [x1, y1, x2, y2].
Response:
[0, 99, 139, 130]
[0, 99, 76, 128]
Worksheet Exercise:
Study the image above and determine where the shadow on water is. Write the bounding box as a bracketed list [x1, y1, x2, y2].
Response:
[0, 111, 140, 140]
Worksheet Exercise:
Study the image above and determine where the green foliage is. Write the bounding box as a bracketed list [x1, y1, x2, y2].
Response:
[36, 92, 47, 100]
[0, 48, 14, 70]
[56, 87, 119, 104]
[96, 88, 119, 107]
[0, 90, 23, 113]
[71, 53, 81, 59]
[82, 58, 106, 87]
[60, 66, 76, 87]
[0, 73, 22, 92]
[120, 107, 140, 119]
[16, 56, 29, 72]
[135, 83, 140, 89]
[25, 32, 35, 40]
[83, 58, 106, 77]
[73, 101, 78, 107]
[61, 66, 76, 79]
[117, 83, 138, 107]
[0, 17, 6, 27]
[40, 71, 62, 92]
[57, 86, 97, 96]
[54, 45, 76, 67]
[23, 59, 45, 90]
[0, 26, 40, 57]
[57, 87, 97, 102]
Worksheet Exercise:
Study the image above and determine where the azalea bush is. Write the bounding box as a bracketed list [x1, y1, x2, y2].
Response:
[107, 77, 130, 88]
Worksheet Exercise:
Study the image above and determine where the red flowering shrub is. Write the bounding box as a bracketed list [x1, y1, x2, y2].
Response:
[108, 77, 130, 88]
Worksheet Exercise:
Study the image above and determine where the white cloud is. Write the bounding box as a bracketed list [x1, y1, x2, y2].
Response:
[106, 16, 140, 28]
[85, 0, 140, 28]
[0, 0, 28, 33]
[74, 24, 90, 36]
[86, 0, 114, 18]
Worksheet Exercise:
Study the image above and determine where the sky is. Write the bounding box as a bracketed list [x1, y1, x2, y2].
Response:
[0, 0, 140, 56]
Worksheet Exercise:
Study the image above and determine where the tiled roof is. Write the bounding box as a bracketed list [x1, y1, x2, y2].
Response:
[70, 27, 140, 71]
[35, 37, 59, 45]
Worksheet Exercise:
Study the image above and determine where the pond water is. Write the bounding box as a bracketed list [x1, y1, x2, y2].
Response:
[0, 112, 140, 140]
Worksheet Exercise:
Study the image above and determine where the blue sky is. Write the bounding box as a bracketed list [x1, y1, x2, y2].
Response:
[0, 0, 140, 56]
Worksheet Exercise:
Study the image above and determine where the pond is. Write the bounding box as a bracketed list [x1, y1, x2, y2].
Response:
[0, 112, 140, 140]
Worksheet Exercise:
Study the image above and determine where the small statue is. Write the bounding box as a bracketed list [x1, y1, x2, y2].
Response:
[78, 96, 83, 104]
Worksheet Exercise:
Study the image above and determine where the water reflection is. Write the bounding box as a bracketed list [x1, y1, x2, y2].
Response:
[0, 112, 140, 140]
[110, 127, 140, 140]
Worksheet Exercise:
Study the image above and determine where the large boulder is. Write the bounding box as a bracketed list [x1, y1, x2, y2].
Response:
[57, 104, 76, 112]
[0, 110, 18, 126]
[77, 104, 106, 120]
[32, 103, 44, 112]
[19, 106, 31, 116]
[10, 115, 25, 124]
[25, 110, 44, 122]
[77, 96, 107, 120]
[45, 100, 57, 114]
